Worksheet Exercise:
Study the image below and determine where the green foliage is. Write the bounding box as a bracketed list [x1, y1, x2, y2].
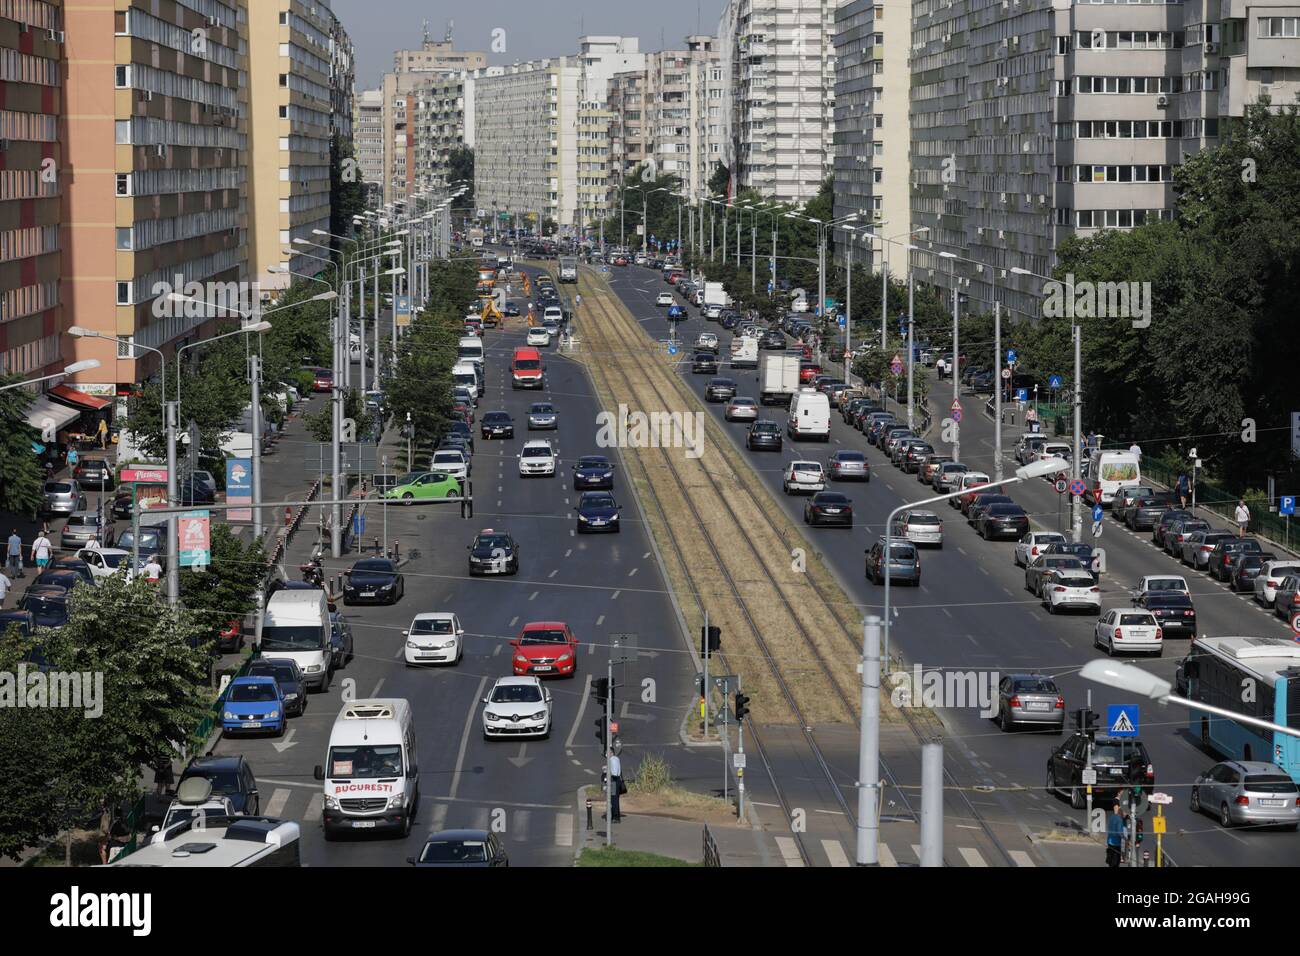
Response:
[0, 379, 46, 517]
[178, 523, 266, 641]
[305, 387, 373, 443]
[447, 147, 474, 208]
[330, 134, 366, 245]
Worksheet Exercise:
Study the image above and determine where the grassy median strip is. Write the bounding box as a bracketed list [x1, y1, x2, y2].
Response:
[577, 846, 701, 867]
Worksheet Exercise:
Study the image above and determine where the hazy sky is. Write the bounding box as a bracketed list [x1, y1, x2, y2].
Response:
[333, 0, 728, 90]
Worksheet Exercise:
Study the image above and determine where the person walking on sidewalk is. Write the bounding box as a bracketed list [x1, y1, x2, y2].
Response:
[608, 751, 624, 823]
[0, 569, 11, 609]
[6, 529, 23, 579]
[1176, 472, 1191, 510]
[31, 530, 52, 571]
[97, 418, 109, 449]
[1235, 500, 1251, 536]
[1105, 802, 1124, 867]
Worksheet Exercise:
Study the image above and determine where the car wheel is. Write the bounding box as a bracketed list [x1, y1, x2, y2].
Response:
[1045, 766, 1057, 796]
[1070, 784, 1086, 810]
[999, 708, 1013, 732]
[1190, 787, 1201, 814]
[1220, 803, 1233, 828]
[1106, 635, 1116, 657]
[1046, 600, 1054, 614]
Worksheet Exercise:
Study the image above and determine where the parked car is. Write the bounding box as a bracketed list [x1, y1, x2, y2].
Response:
[60, 511, 114, 550]
[976, 503, 1030, 540]
[72, 458, 115, 491]
[1253, 560, 1300, 607]
[1180, 530, 1238, 570]
[1208, 538, 1264, 582]
[40, 479, 86, 517]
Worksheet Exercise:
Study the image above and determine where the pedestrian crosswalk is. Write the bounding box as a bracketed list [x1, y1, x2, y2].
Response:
[775, 836, 1040, 868]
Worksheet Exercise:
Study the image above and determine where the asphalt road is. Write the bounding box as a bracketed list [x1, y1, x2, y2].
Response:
[603, 262, 1300, 867]
[207, 264, 695, 866]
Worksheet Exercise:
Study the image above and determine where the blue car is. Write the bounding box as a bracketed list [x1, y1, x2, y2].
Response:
[667, 305, 688, 321]
[221, 675, 286, 737]
[575, 491, 623, 533]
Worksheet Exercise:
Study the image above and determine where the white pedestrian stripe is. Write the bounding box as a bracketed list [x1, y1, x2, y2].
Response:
[877, 843, 898, 867]
[821, 839, 850, 867]
[470, 806, 491, 831]
[304, 794, 323, 822]
[264, 788, 290, 819]
[959, 847, 989, 867]
[774, 836, 804, 867]
[911, 843, 922, 862]
[1009, 850, 1036, 867]
[555, 812, 573, 847]
[428, 803, 448, 834]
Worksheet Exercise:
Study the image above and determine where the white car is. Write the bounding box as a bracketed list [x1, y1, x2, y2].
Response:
[1044, 569, 1101, 614]
[782, 460, 826, 495]
[656, 292, 674, 307]
[526, 327, 551, 347]
[518, 440, 557, 477]
[1094, 608, 1162, 656]
[430, 449, 470, 482]
[482, 676, 552, 740]
[1014, 531, 1068, 567]
[695, 332, 718, 351]
[1135, 574, 1190, 598]
[724, 397, 759, 422]
[1254, 559, 1300, 606]
[403, 612, 464, 666]
[892, 510, 944, 547]
[76, 547, 140, 583]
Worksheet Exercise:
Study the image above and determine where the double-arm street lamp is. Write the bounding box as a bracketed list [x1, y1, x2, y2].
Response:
[0, 359, 101, 392]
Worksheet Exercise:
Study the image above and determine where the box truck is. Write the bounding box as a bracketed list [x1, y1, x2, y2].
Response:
[760, 354, 802, 406]
[730, 335, 759, 370]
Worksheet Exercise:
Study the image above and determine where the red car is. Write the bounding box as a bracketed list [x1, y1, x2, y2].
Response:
[667, 271, 683, 284]
[614, 256, 629, 266]
[798, 363, 822, 385]
[451, 401, 474, 424]
[309, 367, 333, 392]
[511, 621, 579, 678]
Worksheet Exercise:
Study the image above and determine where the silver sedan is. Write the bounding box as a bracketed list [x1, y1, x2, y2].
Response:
[724, 396, 759, 422]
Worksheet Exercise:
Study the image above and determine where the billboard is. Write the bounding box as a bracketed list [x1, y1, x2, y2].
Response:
[178, 510, 211, 569]
[226, 458, 252, 522]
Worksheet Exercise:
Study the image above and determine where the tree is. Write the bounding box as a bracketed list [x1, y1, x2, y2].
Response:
[0, 379, 46, 516]
[178, 524, 267, 642]
[447, 147, 474, 208]
[707, 162, 730, 199]
[305, 387, 374, 443]
[330, 134, 366, 247]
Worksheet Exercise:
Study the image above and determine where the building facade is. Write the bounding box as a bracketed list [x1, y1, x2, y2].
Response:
[354, 87, 385, 193]
[1, 0, 64, 382]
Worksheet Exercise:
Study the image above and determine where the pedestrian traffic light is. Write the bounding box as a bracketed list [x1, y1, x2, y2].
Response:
[701, 625, 721, 658]
[734, 692, 750, 722]
[1073, 708, 1100, 739]
[593, 716, 610, 749]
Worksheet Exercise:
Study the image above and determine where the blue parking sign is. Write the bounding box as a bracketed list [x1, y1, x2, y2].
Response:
[1093, 503, 1104, 523]
[1107, 705, 1139, 737]
[1015, 388, 1028, 402]
[1007, 349, 1017, 363]
[1282, 496, 1296, 516]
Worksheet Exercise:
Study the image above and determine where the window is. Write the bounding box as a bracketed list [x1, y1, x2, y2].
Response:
[115, 173, 132, 196]
[115, 227, 132, 250]
[1056, 36, 1071, 54]
[116, 281, 132, 305]
[115, 65, 130, 88]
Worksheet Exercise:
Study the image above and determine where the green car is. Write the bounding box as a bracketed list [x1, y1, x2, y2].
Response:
[383, 472, 463, 503]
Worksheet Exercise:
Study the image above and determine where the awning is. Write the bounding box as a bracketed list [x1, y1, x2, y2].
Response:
[49, 384, 112, 411]
[24, 396, 81, 433]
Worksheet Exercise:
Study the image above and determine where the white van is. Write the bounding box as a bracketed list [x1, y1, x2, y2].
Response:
[787, 389, 831, 441]
[452, 361, 479, 401]
[1087, 449, 1141, 506]
[457, 336, 485, 368]
[315, 699, 419, 839]
[260, 589, 332, 691]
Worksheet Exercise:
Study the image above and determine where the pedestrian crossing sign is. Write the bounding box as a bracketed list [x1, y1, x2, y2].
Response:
[1107, 704, 1139, 737]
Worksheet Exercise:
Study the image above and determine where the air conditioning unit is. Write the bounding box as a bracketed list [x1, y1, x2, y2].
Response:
[1156, 94, 1169, 108]
[154, 144, 167, 157]
[998, 229, 1006, 240]
[207, 15, 218, 27]
[976, 226, 985, 235]
[47, 28, 64, 42]
[1205, 42, 1218, 54]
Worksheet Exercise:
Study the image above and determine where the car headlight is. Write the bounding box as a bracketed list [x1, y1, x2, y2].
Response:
[223, 711, 236, 720]
[387, 794, 405, 809]
[485, 711, 501, 721]
[578, 514, 590, 522]
[441, 639, 457, 649]
[284, 693, 299, 700]
[306, 664, 322, 673]
[324, 794, 339, 810]
[514, 655, 528, 664]
[267, 710, 280, 720]
[531, 711, 548, 721]
[406, 640, 420, 649]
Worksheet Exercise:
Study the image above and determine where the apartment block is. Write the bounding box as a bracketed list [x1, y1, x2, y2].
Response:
[718, 0, 843, 204]
[0, 0, 64, 381]
[608, 70, 649, 185]
[63, 0, 250, 390]
[329, 12, 354, 143]
[393, 36, 487, 75]
[574, 37, 645, 231]
[354, 88, 384, 190]
[247, 0, 339, 295]
[413, 72, 476, 198]
[832, 0, 910, 270]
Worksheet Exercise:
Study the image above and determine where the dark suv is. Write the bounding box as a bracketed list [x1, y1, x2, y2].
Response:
[1126, 494, 1178, 531]
[1208, 538, 1264, 582]
[1047, 734, 1154, 808]
[977, 503, 1030, 540]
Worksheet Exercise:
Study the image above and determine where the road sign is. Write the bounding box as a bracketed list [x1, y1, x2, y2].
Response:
[1107, 704, 1139, 737]
[951, 409, 963, 423]
[1093, 520, 1103, 538]
[1007, 349, 1017, 363]
[1048, 374, 1063, 390]
[178, 510, 211, 568]
[395, 295, 412, 328]
[1055, 478, 1068, 495]
[1070, 479, 1086, 497]
[950, 399, 962, 412]
[1081, 768, 1098, 786]
[1001, 367, 1011, 380]
[890, 355, 903, 375]
[1092, 503, 1104, 523]
[1149, 792, 1173, 806]
[1283, 496, 1296, 517]
[1152, 815, 1167, 834]
[733, 753, 746, 769]
[667, 343, 678, 356]
[1015, 388, 1028, 402]
[838, 316, 847, 328]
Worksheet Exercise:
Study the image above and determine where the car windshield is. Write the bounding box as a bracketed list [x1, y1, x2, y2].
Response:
[433, 453, 464, 464]
[490, 685, 543, 704]
[792, 463, 820, 473]
[261, 626, 325, 651]
[523, 446, 552, 457]
[183, 770, 240, 791]
[816, 494, 849, 505]
[100, 552, 129, 568]
[66, 515, 99, 529]
[1013, 679, 1057, 694]
[584, 496, 616, 509]
[521, 629, 568, 645]
[411, 618, 454, 635]
[476, 535, 512, 550]
[484, 413, 510, 423]
[419, 840, 488, 863]
[731, 398, 755, 407]
[327, 745, 403, 779]
[1119, 614, 1157, 626]
[530, 405, 554, 414]
[45, 483, 73, 494]
[352, 560, 394, 574]
[1145, 593, 1189, 606]
[248, 663, 295, 681]
[1146, 579, 1185, 590]
[888, 544, 918, 559]
[577, 458, 610, 469]
[229, 682, 278, 702]
[988, 505, 1023, 516]
[754, 424, 778, 433]
[1093, 741, 1144, 764]
[908, 514, 941, 526]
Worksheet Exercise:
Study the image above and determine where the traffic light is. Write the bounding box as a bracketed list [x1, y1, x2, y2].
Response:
[734, 692, 750, 722]
[593, 716, 610, 749]
[592, 677, 610, 708]
[701, 625, 721, 658]
[1072, 708, 1100, 739]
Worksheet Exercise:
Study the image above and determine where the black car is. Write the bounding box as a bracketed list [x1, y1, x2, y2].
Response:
[1135, 591, 1197, 636]
[110, 493, 135, 520]
[0, 610, 34, 638]
[178, 755, 260, 816]
[1044, 541, 1099, 580]
[759, 330, 785, 350]
[692, 352, 718, 374]
[1048, 734, 1154, 808]
[977, 503, 1030, 540]
[966, 493, 1015, 521]
[480, 411, 515, 439]
[747, 420, 783, 451]
[1151, 509, 1194, 548]
[572, 455, 615, 490]
[1208, 538, 1263, 581]
[408, 829, 509, 867]
[468, 530, 520, 576]
[343, 558, 404, 605]
[901, 442, 936, 474]
[1125, 494, 1178, 531]
[245, 658, 307, 716]
[447, 420, 475, 454]
[73, 457, 115, 490]
[329, 612, 355, 669]
[720, 312, 740, 330]
[45, 557, 96, 587]
[1231, 551, 1276, 592]
[705, 378, 737, 402]
[33, 569, 84, 593]
[575, 492, 622, 533]
[178, 476, 216, 507]
[804, 492, 853, 528]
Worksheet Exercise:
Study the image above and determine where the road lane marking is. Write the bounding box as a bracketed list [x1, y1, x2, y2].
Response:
[511, 810, 531, 842]
[822, 839, 850, 867]
[565, 672, 594, 750]
[548, 569, 558, 578]
[509, 615, 519, 626]
[264, 788, 290, 818]
[611, 590, 621, 600]
[370, 678, 385, 697]
[449, 674, 490, 801]
[596, 614, 605, 626]
[959, 847, 989, 867]
[428, 802, 448, 833]
[774, 836, 804, 867]
[304, 794, 323, 821]
[877, 843, 898, 867]
[1009, 850, 1036, 867]
[555, 812, 574, 847]
[529, 591, 539, 600]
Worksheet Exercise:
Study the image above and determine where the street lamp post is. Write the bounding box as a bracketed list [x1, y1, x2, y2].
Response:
[0, 360, 101, 392]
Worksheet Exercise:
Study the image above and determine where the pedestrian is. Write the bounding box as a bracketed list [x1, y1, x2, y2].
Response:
[1235, 500, 1250, 536]
[143, 555, 163, 582]
[31, 530, 52, 571]
[0, 569, 10, 610]
[1128, 441, 1142, 460]
[1105, 802, 1124, 867]
[152, 756, 174, 797]
[1176, 472, 1191, 509]
[575, 293, 582, 309]
[66, 446, 79, 470]
[608, 750, 624, 823]
[97, 418, 109, 449]
[6, 529, 22, 579]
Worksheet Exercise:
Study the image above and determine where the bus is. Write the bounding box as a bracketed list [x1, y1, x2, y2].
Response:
[108, 817, 301, 867]
[1179, 635, 1300, 779]
[558, 256, 578, 283]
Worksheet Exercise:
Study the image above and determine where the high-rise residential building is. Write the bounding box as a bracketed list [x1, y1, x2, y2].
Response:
[63, 0, 250, 392]
[608, 71, 649, 188]
[911, 0, 1300, 320]
[412, 72, 479, 198]
[393, 34, 488, 75]
[718, 0, 843, 204]
[473, 58, 582, 232]
[573, 37, 645, 233]
[1, 0, 65, 383]
[329, 11, 355, 143]
[832, 0, 908, 270]
[247, 0, 339, 295]
[355, 88, 385, 195]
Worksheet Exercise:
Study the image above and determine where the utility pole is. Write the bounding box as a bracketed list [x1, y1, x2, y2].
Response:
[250, 352, 263, 543]
[722, 677, 729, 804]
[330, 301, 343, 560]
[906, 265, 915, 430]
[701, 612, 710, 740]
[951, 272, 960, 462]
[880, 249, 888, 350]
[856, 615, 882, 865]
[605, 656, 614, 848]
[1072, 322, 1083, 542]
[919, 740, 943, 866]
[845, 237, 853, 384]
[358, 264, 367, 396]
[750, 221, 757, 293]
[993, 302, 1003, 482]
[165, 401, 179, 606]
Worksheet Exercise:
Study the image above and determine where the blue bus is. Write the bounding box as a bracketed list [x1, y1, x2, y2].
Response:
[1180, 636, 1300, 780]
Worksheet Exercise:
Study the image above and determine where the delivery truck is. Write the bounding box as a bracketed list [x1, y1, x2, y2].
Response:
[760, 354, 801, 405]
[704, 282, 732, 309]
[730, 334, 759, 370]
